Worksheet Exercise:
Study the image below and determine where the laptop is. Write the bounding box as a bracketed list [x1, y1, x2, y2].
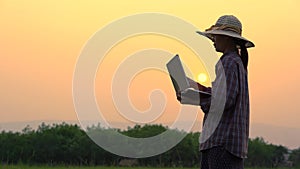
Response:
[166, 54, 211, 96]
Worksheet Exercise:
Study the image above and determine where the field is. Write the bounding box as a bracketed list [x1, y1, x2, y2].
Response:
[2, 166, 300, 169]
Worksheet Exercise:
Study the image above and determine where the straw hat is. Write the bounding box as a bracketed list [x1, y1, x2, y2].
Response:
[196, 15, 255, 48]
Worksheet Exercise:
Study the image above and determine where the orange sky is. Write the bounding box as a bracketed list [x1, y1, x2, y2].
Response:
[1, 0, 300, 135]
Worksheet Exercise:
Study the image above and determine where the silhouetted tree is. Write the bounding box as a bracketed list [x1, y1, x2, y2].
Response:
[0, 122, 296, 168]
[290, 147, 300, 166]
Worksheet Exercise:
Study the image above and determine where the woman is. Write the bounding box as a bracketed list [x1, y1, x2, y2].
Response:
[177, 15, 254, 169]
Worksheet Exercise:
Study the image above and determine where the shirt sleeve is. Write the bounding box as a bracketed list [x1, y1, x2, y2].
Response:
[200, 58, 239, 114]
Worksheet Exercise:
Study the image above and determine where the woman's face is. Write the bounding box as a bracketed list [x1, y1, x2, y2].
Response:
[212, 34, 229, 53]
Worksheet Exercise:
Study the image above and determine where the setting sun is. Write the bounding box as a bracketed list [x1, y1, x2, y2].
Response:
[197, 73, 207, 83]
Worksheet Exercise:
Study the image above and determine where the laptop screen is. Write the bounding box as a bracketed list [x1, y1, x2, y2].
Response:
[166, 55, 190, 93]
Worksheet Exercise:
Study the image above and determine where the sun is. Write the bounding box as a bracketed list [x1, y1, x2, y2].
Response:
[197, 73, 207, 83]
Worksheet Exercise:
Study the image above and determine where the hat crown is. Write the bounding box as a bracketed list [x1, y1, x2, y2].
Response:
[215, 15, 242, 32]
[196, 15, 254, 48]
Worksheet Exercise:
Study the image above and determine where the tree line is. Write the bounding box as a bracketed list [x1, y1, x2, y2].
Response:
[0, 123, 299, 167]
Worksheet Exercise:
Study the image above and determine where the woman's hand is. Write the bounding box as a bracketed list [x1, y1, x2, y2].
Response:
[176, 91, 182, 102]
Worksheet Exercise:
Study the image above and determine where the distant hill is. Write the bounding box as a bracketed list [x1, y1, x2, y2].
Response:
[249, 123, 300, 149]
[0, 120, 299, 149]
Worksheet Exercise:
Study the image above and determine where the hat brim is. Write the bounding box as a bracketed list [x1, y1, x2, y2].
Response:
[196, 30, 255, 48]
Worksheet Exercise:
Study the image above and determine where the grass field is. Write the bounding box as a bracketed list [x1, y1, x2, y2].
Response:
[2, 166, 300, 169]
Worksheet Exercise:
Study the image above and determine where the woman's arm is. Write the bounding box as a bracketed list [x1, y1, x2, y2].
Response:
[176, 77, 212, 107]
[199, 58, 239, 114]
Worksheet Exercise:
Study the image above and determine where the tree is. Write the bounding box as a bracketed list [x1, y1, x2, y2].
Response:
[246, 137, 288, 167]
[289, 147, 300, 166]
[0, 123, 296, 168]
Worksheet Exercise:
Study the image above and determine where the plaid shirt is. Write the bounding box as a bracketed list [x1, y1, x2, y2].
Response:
[199, 51, 249, 158]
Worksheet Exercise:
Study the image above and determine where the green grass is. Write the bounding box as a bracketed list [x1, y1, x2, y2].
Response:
[2, 166, 300, 169]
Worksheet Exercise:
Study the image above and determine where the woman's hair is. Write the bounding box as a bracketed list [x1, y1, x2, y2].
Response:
[240, 45, 248, 70]
[235, 39, 248, 70]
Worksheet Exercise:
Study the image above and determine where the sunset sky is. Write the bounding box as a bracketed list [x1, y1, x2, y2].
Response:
[1, 1, 300, 148]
